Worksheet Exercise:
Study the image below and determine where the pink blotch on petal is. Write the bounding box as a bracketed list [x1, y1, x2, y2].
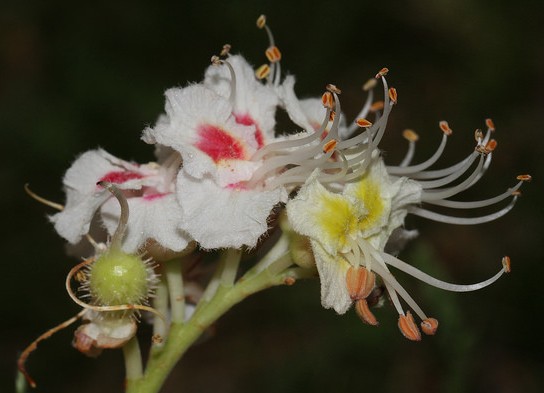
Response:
[98, 171, 143, 185]
[225, 182, 249, 191]
[196, 124, 247, 162]
[234, 113, 264, 149]
[143, 193, 170, 201]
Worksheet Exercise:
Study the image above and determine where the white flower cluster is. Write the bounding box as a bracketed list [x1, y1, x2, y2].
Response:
[50, 17, 528, 340]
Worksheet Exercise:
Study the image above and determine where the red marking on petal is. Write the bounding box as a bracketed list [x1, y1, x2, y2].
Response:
[98, 171, 143, 185]
[226, 182, 249, 190]
[143, 193, 169, 201]
[234, 113, 265, 149]
[196, 124, 247, 162]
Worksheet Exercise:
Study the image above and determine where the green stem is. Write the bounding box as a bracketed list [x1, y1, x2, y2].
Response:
[165, 259, 185, 324]
[123, 336, 143, 387]
[126, 257, 313, 393]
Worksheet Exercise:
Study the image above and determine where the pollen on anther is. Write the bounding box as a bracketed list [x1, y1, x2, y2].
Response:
[502, 256, 511, 273]
[516, 174, 532, 182]
[439, 120, 453, 136]
[363, 78, 377, 91]
[256, 15, 266, 29]
[356, 118, 373, 128]
[326, 84, 342, 94]
[376, 67, 389, 78]
[322, 139, 337, 154]
[388, 87, 398, 104]
[265, 46, 282, 62]
[398, 311, 421, 341]
[255, 64, 271, 80]
[322, 92, 334, 109]
[485, 139, 498, 153]
[420, 318, 439, 335]
[370, 101, 384, 112]
[403, 129, 419, 142]
[486, 118, 496, 131]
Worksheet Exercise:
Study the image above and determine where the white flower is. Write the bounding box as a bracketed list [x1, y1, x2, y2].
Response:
[50, 149, 191, 253]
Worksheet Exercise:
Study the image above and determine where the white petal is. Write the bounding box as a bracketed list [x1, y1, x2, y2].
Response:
[101, 194, 191, 254]
[311, 240, 352, 314]
[277, 75, 315, 132]
[177, 171, 284, 249]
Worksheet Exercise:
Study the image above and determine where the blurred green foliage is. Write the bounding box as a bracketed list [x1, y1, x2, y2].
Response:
[1, 1, 543, 392]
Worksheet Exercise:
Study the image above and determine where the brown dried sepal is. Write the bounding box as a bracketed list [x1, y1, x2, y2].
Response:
[73, 318, 137, 357]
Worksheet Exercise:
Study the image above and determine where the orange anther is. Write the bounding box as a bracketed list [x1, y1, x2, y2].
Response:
[439, 120, 452, 136]
[485, 139, 498, 153]
[356, 118, 373, 128]
[326, 84, 342, 94]
[355, 299, 379, 326]
[376, 67, 389, 78]
[398, 311, 421, 341]
[220, 44, 231, 57]
[485, 118, 496, 131]
[322, 92, 334, 109]
[420, 318, 439, 335]
[322, 139, 338, 154]
[363, 78, 377, 91]
[256, 15, 266, 29]
[403, 129, 419, 142]
[284, 276, 296, 285]
[370, 101, 384, 112]
[516, 174, 532, 182]
[329, 111, 336, 122]
[346, 266, 375, 300]
[265, 46, 282, 62]
[255, 64, 270, 80]
[502, 256, 511, 273]
[388, 87, 398, 104]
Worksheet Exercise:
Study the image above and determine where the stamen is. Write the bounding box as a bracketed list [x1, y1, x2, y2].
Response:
[356, 118, 373, 128]
[210, 55, 222, 66]
[381, 253, 510, 292]
[326, 84, 342, 94]
[256, 14, 266, 29]
[265, 46, 282, 63]
[399, 129, 418, 167]
[220, 44, 231, 57]
[255, 64, 271, 80]
[517, 174, 532, 182]
[388, 87, 398, 104]
[485, 118, 496, 131]
[420, 318, 439, 335]
[502, 256, 511, 273]
[345, 266, 375, 300]
[398, 311, 421, 341]
[322, 92, 334, 109]
[355, 299, 379, 326]
[370, 101, 384, 112]
[363, 78, 377, 91]
[409, 194, 517, 225]
[24, 184, 64, 211]
[376, 67, 389, 78]
[439, 120, 453, 136]
[322, 139, 337, 154]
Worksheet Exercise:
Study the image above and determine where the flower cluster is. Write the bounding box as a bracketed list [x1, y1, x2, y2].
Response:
[48, 15, 528, 343]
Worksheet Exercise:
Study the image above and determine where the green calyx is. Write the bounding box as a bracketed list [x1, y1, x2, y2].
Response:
[89, 249, 150, 306]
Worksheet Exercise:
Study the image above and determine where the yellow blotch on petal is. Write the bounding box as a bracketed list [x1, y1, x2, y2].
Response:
[351, 176, 385, 232]
[316, 192, 359, 250]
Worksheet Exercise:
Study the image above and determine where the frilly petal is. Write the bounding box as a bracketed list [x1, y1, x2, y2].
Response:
[177, 170, 285, 249]
[101, 194, 191, 254]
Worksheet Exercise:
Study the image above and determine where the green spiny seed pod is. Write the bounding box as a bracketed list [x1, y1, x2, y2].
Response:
[88, 249, 153, 306]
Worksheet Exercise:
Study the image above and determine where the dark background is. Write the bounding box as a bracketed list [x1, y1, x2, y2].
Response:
[1, 1, 543, 392]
